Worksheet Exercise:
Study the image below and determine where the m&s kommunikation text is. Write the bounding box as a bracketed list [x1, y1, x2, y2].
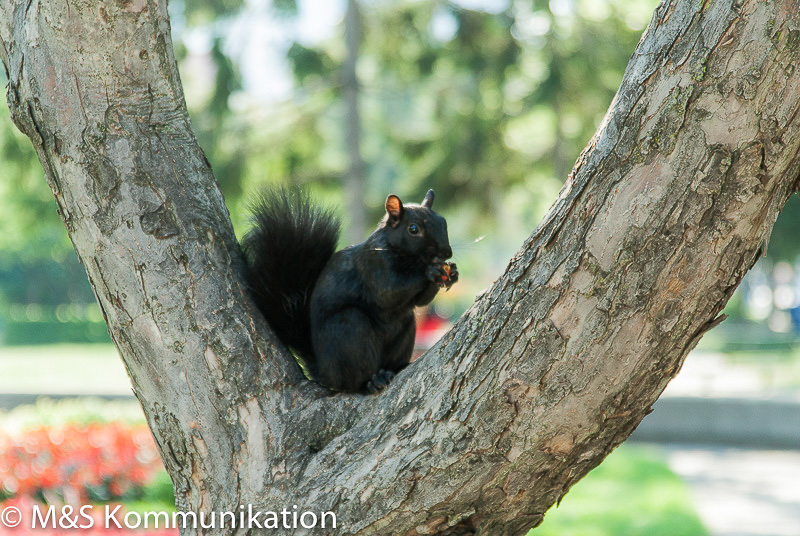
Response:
[1, 504, 336, 530]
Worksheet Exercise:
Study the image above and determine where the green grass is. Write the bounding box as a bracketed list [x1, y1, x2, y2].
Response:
[0, 396, 146, 432]
[0, 343, 131, 394]
[718, 349, 800, 390]
[697, 320, 799, 353]
[696, 330, 800, 390]
[530, 445, 708, 536]
[693, 321, 800, 390]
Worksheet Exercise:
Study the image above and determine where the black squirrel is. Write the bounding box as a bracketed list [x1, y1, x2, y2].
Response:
[242, 187, 458, 393]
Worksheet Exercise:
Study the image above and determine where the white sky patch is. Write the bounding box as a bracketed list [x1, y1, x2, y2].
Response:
[227, 0, 345, 101]
[431, 7, 459, 42]
[453, 0, 510, 14]
[295, 0, 345, 46]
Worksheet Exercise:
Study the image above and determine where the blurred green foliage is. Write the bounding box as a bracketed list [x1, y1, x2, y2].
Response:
[531, 444, 708, 536]
[128, 470, 178, 515]
[2, 0, 799, 344]
[1, 318, 108, 345]
[769, 194, 800, 262]
[267, 0, 658, 236]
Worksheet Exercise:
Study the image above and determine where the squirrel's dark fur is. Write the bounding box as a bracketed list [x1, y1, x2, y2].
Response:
[242, 187, 457, 393]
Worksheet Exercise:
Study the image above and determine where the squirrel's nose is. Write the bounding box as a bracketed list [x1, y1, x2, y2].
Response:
[441, 246, 453, 259]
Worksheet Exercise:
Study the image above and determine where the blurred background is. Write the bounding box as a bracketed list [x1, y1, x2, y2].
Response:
[1, 0, 800, 534]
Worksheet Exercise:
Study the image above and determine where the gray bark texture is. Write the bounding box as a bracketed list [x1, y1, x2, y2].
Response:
[2, 0, 800, 534]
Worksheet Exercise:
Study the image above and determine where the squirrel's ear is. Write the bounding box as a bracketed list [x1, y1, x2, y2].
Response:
[385, 194, 404, 225]
[421, 189, 434, 208]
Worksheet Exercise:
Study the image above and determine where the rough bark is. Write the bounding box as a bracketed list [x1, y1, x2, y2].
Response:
[2, 0, 800, 534]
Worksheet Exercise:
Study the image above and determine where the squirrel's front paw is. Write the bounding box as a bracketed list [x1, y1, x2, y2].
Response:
[426, 262, 449, 288]
[443, 262, 458, 289]
[427, 261, 459, 290]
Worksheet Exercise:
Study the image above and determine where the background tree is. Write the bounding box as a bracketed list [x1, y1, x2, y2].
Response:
[2, 0, 800, 535]
[5, 0, 799, 325]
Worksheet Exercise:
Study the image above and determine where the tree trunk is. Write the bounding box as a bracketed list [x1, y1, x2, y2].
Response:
[343, 0, 367, 243]
[2, 0, 800, 534]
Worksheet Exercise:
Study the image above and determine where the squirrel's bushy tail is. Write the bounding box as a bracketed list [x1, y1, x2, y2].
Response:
[242, 187, 340, 361]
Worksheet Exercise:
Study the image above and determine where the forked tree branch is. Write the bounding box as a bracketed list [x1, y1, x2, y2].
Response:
[2, 0, 800, 534]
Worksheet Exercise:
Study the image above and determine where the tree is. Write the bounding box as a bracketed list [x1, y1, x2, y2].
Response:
[2, 0, 799, 534]
[343, 0, 367, 242]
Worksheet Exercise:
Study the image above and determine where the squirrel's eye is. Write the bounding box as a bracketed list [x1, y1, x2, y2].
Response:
[408, 224, 420, 235]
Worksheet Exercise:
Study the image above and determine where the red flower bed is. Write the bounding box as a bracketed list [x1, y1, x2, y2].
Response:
[0, 422, 175, 534]
[0, 422, 162, 505]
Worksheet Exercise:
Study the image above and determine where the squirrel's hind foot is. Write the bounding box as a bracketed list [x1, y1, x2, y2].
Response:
[366, 369, 396, 394]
